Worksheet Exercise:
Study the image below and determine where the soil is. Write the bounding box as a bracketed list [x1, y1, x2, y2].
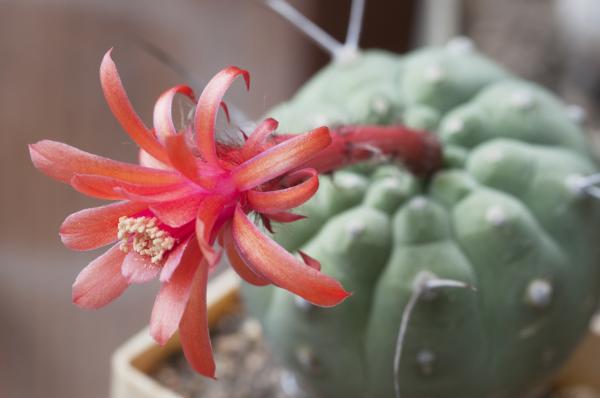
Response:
[152, 311, 600, 398]
[152, 312, 288, 398]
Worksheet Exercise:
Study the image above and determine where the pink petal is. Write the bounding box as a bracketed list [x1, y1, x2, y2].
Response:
[232, 205, 350, 307]
[139, 149, 169, 170]
[72, 245, 129, 309]
[117, 187, 200, 205]
[150, 238, 201, 345]
[240, 118, 278, 159]
[100, 49, 169, 164]
[60, 201, 147, 251]
[232, 126, 331, 191]
[71, 174, 197, 202]
[223, 228, 268, 286]
[160, 236, 193, 282]
[164, 134, 221, 189]
[179, 261, 216, 378]
[261, 214, 274, 234]
[266, 212, 306, 223]
[195, 196, 226, 264]
[219, 101, 230, 124]
[29, 140, 181, 185]
[150, 194, 205, 228]
[70, 175, 125, 200]
[153, 85, 195, 142]
[298, 250, 321, 271]
[121, 252, 161, 283]
[247, 168, 318, 214]
[195, 66, 249, 166]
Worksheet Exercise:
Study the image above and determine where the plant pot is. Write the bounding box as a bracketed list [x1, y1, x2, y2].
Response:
[110, 270, 241, 398]
[110, 270, 600, 398]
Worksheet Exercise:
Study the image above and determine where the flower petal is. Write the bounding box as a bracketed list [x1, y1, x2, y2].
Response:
[247, 168, 318, 214]
[261, 214, 274, 234]
[240, 118, 278, 159]
[60, 201, 147, 251]
[139, 149, 169, 169]
[70, 175, 125, 200]
[150, 195, 205, 228]
[298, 250, 321, 271]
[179, 260, 216, 378]
[164, 134, 221, 189]
[29, 140, 181, 185]
[160, 236, 193, 282]
[195, 196, 226, 264]
[153, 85, 195, 142]
[150, 238, 201, 345]
[72, 244, 129, 309]
[232, 205, 350, 307]
[232, 126, 331, 191]
[71, 174, 196, 202]
[195, 66, 249, 165]
[121, 252, 161, 283]
[100, 49, 170, 164]
[266, 212, 306, 223]
[223, 228, 268, 286]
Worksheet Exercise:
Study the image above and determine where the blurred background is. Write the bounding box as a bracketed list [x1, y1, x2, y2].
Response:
[1, 0, 600, 397]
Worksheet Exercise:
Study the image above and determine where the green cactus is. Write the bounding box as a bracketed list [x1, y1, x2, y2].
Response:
[243, 39, 600, 398]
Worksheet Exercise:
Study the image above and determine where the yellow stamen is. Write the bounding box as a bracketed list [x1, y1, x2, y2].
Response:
[117, 216, 176, 264]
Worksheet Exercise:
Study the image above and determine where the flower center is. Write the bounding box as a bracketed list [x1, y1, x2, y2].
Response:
[117, 216, 176, 264]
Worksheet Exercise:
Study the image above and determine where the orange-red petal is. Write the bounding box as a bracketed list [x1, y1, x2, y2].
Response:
[298, 250, 321, 271]
[164, 134, 220, 189]
[139, 149, 169, 169]
[121, 252, 161, 283]
[223, 227, 269, 286]
[160, 236, 193, 282]
[70, 175, 125, 200]
[150, 195, 206, 228]
[29, 140, 181, 185]
[231, 205, 350, 307]
[151, 238, 202, 345]
[195, 66, 249, 165]
[179, 260, 216, 378]
[60, 201, 147, 251]
[153, 85, 195, 142]
[72, 244, 129, 309]
[71, 174, 196, 202]
[240, 118, 278, 159]
[232, 126, 331, 191]
[195, 196, 226, 265]
[100, 49, 170, 164]
[266, 212, 306, 223]
[247, 168, 318, 214]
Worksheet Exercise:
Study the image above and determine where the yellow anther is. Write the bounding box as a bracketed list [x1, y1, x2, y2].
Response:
[117, 216, 176, 264]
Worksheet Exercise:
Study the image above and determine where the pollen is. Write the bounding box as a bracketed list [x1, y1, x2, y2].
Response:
[117, 216, 176, 264]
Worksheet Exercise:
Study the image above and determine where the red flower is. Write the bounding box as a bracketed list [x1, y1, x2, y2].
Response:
[29, 49, 349, 378]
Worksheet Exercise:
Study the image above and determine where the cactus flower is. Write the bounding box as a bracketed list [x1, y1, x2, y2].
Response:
[28, 49, 350, 377]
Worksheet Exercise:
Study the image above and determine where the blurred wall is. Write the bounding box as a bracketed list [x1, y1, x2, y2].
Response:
[463, 0, 600, 149]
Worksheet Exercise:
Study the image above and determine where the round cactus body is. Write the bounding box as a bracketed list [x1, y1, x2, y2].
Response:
[243, 40, 600, 398]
